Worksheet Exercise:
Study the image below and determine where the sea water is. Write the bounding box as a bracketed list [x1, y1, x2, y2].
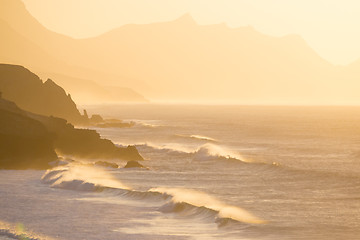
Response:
[1, 105, 360, 239]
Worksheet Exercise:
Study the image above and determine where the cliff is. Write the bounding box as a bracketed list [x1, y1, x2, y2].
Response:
[0, 64, 86, 124]
[0, 97, 143, 169]
[0, 98, 57, 169]
[30, 114, 143, 161]
[40, 72, 148, 104]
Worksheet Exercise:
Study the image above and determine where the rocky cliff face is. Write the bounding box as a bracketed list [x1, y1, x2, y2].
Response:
[31, 114, 144, 161]
[0, 64, 86, 124]
[0, 97, 143, 169]
[0, 99, 57, 169]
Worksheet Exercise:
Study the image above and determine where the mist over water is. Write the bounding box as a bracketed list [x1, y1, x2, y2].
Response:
[87, 104, 360, 174]
[2, 1, 360, 238]
[2, 104, 360, 240]
[82, 104, 360, 239]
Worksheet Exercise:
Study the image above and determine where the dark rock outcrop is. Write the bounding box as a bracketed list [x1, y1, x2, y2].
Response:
[0, 97, 143, 169]
[0, 64, 86, 124]
[30, 114, 143, 161]
[94, 161, 118, 168]
[124, 160, 147, 169]
[90, 114, 103, 124]
[0, 99, 57, 169]
[96, 120, 135, 128]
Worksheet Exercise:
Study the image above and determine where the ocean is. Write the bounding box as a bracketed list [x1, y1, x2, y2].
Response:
[1, 104, 360, 239]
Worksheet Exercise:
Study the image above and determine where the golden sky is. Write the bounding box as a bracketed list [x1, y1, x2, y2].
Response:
[21, 0, 360, 65]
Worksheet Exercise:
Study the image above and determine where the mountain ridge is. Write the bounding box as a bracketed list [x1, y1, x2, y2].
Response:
[1, 0, 359, 104]
[0, 0, 148, 104]
[0, 64, 86, 124]
[0, 94, 144, 169]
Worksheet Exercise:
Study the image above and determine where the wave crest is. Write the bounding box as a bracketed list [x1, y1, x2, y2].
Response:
[137, 142, 250, 163]
[175, 134, 218, 142]
[136, 142, 195, 154]
[150, 187, 266, 225]
[42, 165, 265, 226]
[42, 164, 130, 191]
[193, 143, 249, 163]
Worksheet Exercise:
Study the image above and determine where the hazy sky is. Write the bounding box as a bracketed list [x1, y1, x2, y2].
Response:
[22, 0, 360, 65]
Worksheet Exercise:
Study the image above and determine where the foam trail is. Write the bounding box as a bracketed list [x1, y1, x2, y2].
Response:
[130, 119, 163, 128]
[175, 134, 218, 142]
[140, 142, 196, 154]
[190, 135, 217, 142]
[114, 141, 196, 154]
[138, 123, 160, 128]
[150, 187, 266, 225]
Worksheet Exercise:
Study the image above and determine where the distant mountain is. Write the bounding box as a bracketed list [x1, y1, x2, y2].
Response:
[39, 72, 148, 104]
[0, 64, 86, 124]
[78, 14, 339, 103]
[0, 0, 147, 104]
[1, 0, 359, 104]
[0, 18, 62, 69]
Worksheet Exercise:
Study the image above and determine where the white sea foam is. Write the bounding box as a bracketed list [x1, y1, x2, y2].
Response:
[136, 142, 250, 163]
[143, 142, 195, 153]
[175, 134, 218, 142]
[150, 187, 266, 225]
[190, 135, 218, 142]
[42, 165, 264, 226]
[130, 119, 164, 128]
[42, 163, 130, 191]
[193, 143, 251, 163]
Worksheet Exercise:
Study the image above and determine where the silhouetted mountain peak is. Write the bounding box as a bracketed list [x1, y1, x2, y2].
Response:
[43, 78, 69, 96]
[174, 13, 197, 25]
[44, 78, 56, 86]
[0, 64, 85, 124]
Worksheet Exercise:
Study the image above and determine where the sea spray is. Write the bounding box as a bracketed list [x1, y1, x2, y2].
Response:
[42, 165, 265, 226]
[190, 135, 218, 142]
[193, 143, 251, 163]
[175, 134, 218, 142]
[135, 142, 251, 163]
[42, 163, 130, 190]
[150, 187, 266, 225]
[144, 142, 195, 154]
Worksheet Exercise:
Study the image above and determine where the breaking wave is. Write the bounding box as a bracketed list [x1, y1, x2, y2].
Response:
[42, 165, 265, 226]
[192, 143, 250, 163]
[137, 142, 250, 163]
[151, 187, 266, 225]
[42, 164, 130, 191]
[130, 119, 164, 128]
[137, 142, 195, 154]
[175, 134, 218, 142]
